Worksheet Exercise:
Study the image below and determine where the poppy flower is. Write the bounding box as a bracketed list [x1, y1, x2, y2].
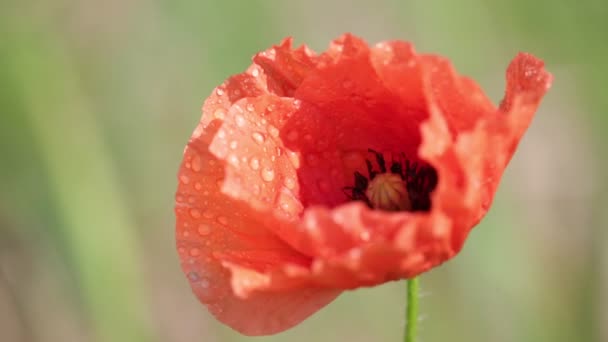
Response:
[175, 33, 551, 335]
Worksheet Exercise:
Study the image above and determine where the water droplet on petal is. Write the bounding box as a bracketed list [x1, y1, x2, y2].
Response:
[359, 231, 371, 242]
[287, 131, 298, 141]
[228, 154, 239, 166]
[194, 182, 202, 191]
[284, 177, 296, 189]
[197, 224, 211, 235]
[261, 167, 275, 182]
[216, 88, 224, 96]
[180, 175, 190, 184]
[249, 157, 260, 170]
[303, 134, 313, 142]
[252, 184, 261, 195]
[268, 125, 279, 138]
[190, 209, 201, 219]
[246, 103, 255, 112]
[190, 248, 201, 257]
[229, 140, 238, 149]
[188, 271, 200, 281]
[318, 180, 331, 193]
[251, 132, 265, 144]
[191, 155, 202, 172]
[288, 151, 301, 168]
[235, 115, 246, 127]
[306, 154, 319, 166]
[217, 216, 228, 225]
[213, 109, 226, 120]
[251, 68, 260, 77]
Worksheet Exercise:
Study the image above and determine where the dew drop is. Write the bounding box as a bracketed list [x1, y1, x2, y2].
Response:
[180, 175, 190, 184]
[217, 129, 226, 139]
[284, 177, 296, 189]
[213, 109, 226, 120]
[182, 230, 190, 237]
[288, 151, 301, 168]
[287, 130, 298, 141]
[306, 154, 319, 166]
[216, 88, 224, 96]
[276, 147, 283, 156]
[246, 103, 255, 112]
[228, 154, 239, 166]
[229, 140, 238, 149]
[318, 180, 331, 193]
[261, 167, 275, 182]
[188, 271, 200, 281]
[176, 195, 184, 202]
[197, 224, 211, 235]
[268, 125, 279, 138]
[251, 132, 265, 144]
[235, 114, 246, 127]
[360, 231, 371, 242]
[251, 68, 260, 77]
[191, 155, 202, 172]
[342, 150, 365, 169]
[190, 209, 201, 219]
[249, 157, 260, 170]
[303, 134, 313, 142]
[217, 216, 228, 225]
[188, 196, 196, 204]
[189, 248, 201, 257]
[185, 162, 191, 169]
[194, 182, 202, 191]
[252, 184, 261, 195]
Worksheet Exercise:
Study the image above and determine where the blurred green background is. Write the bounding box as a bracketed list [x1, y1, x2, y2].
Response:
[1, 1, 606, 341]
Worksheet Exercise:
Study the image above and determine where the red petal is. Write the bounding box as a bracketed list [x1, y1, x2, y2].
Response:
[253, 38, 318, 97]
[177, 98, 339, 335]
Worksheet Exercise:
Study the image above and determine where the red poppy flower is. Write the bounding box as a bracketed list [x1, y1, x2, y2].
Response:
[175, 34, 551, 335]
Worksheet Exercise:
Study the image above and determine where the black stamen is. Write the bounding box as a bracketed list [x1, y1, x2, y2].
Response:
[368, 149, 386, 173]
[365, 159, 377, 180]
[354, 171, 368, 189]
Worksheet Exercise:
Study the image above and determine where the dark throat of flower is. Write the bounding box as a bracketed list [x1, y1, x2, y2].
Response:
[343, 149, 438, 212]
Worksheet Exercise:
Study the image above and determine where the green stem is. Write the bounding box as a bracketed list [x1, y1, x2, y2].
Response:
[405, 277, 419, 342]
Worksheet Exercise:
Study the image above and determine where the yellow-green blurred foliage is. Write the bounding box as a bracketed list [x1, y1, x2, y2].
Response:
[1, 1, 607, 341]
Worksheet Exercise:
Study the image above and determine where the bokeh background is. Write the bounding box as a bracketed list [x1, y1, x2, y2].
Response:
[1, 1, 607, 341]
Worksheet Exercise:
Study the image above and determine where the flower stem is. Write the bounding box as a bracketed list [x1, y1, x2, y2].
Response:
[404, 277, 419, 342]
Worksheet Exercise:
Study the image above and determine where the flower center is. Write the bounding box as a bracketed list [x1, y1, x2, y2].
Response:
[343, 149, 438, 212]
[365, 173, 411, 211]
